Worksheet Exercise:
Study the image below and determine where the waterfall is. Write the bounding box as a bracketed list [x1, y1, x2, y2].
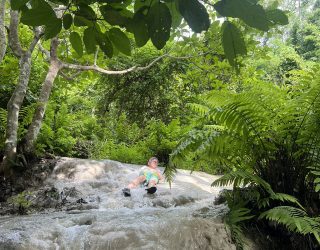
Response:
[0, 158, 235, 250]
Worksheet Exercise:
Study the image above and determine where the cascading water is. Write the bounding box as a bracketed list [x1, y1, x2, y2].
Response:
[0, 158, 235, 250]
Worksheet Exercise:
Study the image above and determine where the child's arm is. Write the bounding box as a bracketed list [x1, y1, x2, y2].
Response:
[156, 169, 164, 180]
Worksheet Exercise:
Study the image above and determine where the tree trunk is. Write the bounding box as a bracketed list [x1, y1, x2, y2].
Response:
[0, 0, 6, 63]
[0, 52, 32, 174]
[23, 39, 61, 153]
[0, 11, 40, 175]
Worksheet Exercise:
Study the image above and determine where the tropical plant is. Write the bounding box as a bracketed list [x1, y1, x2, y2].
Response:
[169, 66, 320, 247]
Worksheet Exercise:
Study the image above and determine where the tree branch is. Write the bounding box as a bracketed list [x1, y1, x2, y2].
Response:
[60, 49, 219, 76]
[38, 42, 50, 61]
[61, 53, 170, 75]
[28, 27, 42, 53]
[0, 0, 7, 63]
[59, 70, 82, 81]
[8, 10, 23, 57]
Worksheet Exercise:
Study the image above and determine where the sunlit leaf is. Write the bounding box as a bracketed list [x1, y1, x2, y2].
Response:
[222, 21, 247, 67]
[266, 9, 289, 25]
[108, 28, 131, 56]
[70, 32, 83, 57]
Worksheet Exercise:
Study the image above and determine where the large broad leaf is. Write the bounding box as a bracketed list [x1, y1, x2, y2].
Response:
[131, 10, 149, 47]
[147, 2, 172, 50]
[21, 0, 56, 26]
[76, 4, 96, 20]
[108, 28, 131, 56]
[95, 30, 113, 58]
[100, 5, 130, 26]
[70, 32, 83, 57]
[222, 21, 247, 67]
[63, 14, 73, 30]
[214, 0, 270, 31]
[83, 27, 96, 54]
[44, 17, 62, 39]
[266, 9, 288, 25]
[176, 0, 210, 33]
[11, 0, 29, 10]
[167, 1, 182, 29]
[74, 15, 93, 27]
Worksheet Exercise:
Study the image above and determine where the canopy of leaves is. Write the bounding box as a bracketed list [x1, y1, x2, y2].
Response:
[12, 0, 288, 68]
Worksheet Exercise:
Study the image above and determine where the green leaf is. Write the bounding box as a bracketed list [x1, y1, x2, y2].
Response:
[131, 10, 149, 47]
[76, 4, 96, 20]
[74, 15, 93, 27]
[49, 0, 69, 4]
[44, 17, 62, 39]
[83, 27, 96, 54]
[108, 28, 131, 56]
[222, 21, 247, 67]
[11, 0, 29, 10]
[20, 0, 56, 26]
[100, 5, 130, 26]
[176, 0, 210, 33]
[70, 32, 83, 57]
[167, 1, 182, 29]
[63, 14, 73, 30]
[147, 2, 172, 50]
[95, 30, 113, 58]
[214, 0, 270, 31]
[266, 9, 288, 25]
[134, 0, 152, 12]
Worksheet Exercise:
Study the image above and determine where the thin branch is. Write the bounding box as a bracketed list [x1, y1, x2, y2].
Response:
[94, 47, 99, 66]
[38, 43, 50, 61]
[59, 70, 82, 81]
[28, 27, 42, 53]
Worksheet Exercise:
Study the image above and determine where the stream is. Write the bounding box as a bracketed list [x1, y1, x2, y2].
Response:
[0, 158, 236, 250]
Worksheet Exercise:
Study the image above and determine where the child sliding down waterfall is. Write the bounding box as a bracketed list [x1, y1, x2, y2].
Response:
[122, 157, 164, 197]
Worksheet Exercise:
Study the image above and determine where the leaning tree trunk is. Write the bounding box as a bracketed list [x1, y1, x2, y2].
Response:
[0, 11, 40, 176]
[23, 38, 61, 154]
[0, 0, 7, 63]
[1, 52, 32, 174]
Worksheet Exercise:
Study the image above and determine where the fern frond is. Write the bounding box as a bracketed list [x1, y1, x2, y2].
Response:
[187, 103, 210, 117]
[225, 207, 254, 250]
[212, 169, 275, 195]
[259, 206, 320, 243]
[0, 108, 7, 131]
[271, 193, 305, 210]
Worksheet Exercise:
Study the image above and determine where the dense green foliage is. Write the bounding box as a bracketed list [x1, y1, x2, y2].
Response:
[1, 0, 320, 249]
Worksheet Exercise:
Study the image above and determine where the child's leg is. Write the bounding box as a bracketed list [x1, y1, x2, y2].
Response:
[147, 179, 157, 188]
[128, 175, 146, 189]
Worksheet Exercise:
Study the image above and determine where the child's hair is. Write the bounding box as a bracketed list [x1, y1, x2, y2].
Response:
[148, 157, 158, 165]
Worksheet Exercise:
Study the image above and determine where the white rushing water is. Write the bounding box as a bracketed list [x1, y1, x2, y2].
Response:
[0, 158, 235, 250]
